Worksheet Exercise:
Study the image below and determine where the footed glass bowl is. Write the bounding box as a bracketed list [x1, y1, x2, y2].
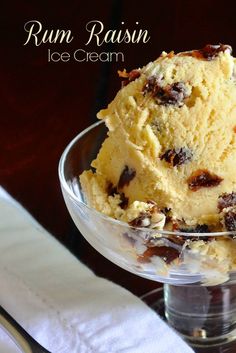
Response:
[59, 121, 236, 350]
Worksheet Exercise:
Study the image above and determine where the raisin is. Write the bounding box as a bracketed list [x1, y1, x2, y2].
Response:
[172, 221, 214, 239]
[129, 212, 151, 228]
[119, 193, 129, 209]
[107, 182, 128, 209]
[168, 235, 186, 246]
[190, 235, 211, 242]
[118, 69, 140, 87]
[161, 207, 172, 222]
[160, 147, 193, 166]
[157, 82, 187, 106]
[138, 246, 179, 264]
[224, 210, 236, 232]
[162, 207, 171, 215]
[233, 126, 236, 133]
[199, 44, 232, 60]
[107, 182, 118, 196]
[143, 76, 161, 95]
[187, 44, 232, 61]
[118, 165, 136, 189]
[187, 169, 223, 191]
[173, 223, 210, 241]
[179, 224, 209, 233]
[218, 192, 236, 211]
[143, 77, 188, 106]
[178, 224, 210, 242]
[128, 70, 141, 81]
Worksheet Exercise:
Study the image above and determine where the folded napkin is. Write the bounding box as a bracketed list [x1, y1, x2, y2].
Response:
[0, 187, 193, 353]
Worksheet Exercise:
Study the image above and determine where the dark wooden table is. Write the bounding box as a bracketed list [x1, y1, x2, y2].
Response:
[2, 1, 236, 352]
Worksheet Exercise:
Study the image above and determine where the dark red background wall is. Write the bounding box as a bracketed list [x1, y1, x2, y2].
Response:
[1, 0, 236, 295]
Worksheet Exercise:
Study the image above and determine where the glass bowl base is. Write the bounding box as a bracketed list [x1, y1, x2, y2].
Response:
[141, 287, 236, 353]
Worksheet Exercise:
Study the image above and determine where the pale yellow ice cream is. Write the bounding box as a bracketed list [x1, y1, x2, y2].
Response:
[80, 44, 236, 233]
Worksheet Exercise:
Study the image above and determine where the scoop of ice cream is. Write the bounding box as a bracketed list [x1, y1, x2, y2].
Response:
[80, 44, 236, 231]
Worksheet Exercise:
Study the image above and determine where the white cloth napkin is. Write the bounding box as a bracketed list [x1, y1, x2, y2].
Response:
[0, 187, 193, 353]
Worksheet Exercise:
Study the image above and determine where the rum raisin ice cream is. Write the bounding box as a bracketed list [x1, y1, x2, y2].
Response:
[80, 44, 236, 284]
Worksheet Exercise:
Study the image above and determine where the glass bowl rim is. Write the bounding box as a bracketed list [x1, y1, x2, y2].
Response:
[58, 120, 235, 238]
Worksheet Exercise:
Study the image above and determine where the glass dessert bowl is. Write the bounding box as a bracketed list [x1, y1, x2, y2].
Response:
[59, 121, 236, 349]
